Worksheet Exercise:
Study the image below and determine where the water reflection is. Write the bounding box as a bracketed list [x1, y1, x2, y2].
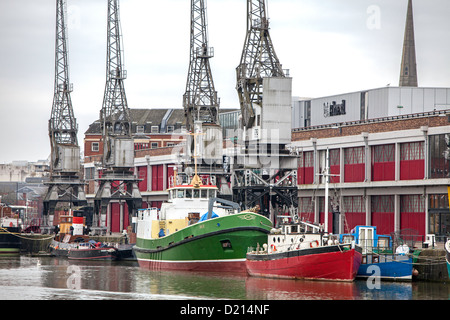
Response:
[0, 256, 449, 300]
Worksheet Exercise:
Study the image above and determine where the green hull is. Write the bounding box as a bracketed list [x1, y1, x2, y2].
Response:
[0, 248, 20, 257]
[134, 212, 272, 272]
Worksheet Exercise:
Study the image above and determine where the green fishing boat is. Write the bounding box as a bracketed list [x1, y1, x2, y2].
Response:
[134, 181, 272, 272]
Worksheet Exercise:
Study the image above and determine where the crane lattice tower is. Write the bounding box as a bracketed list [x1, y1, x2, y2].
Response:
[181, 0, 225, 189]
[236, 0, 285, 131]
[43, 0, 87, 229]
[94, 0, 141, 231]
[183, 0, 220, 133]
[232, 0, 297, 224]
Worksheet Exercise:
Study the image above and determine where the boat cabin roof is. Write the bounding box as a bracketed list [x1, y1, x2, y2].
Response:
[168, 185, 218, 190]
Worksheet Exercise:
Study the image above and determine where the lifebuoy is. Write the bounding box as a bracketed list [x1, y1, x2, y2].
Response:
[310, 240, 319, 248]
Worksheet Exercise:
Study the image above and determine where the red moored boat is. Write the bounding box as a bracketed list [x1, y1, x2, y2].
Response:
[246, 221, 362, 282]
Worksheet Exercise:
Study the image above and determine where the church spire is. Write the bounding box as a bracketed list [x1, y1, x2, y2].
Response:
[399, 0, 418, 87]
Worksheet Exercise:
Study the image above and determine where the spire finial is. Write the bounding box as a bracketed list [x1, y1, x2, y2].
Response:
[399, 0, 418, 87]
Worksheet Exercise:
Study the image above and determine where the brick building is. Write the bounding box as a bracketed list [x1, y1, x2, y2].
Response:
[291, 107, 450, 241]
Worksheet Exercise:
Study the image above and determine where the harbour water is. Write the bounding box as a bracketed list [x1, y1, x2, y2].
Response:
[0, 256, 449, 301]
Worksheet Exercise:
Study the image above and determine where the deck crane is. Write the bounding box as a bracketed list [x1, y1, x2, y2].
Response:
[43, 0, 87, 230]
[181, 0, 226, 190]
[232, 0, 298, 224]
[93, 0, 141, 232]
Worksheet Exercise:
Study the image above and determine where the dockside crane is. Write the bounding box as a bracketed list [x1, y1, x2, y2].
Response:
[236, 0, 286, 133]
[43, 0, 87, 230]
[232, 0, 298, 224]
[93, 0, 141, 231]
[183, 0, 220, 133]
[181, 0, 227, 191]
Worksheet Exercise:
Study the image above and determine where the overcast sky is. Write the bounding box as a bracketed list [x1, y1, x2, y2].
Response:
[0, 0, 449, 164]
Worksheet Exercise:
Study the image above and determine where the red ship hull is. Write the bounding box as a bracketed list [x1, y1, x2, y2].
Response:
[246, 245, 362, 282]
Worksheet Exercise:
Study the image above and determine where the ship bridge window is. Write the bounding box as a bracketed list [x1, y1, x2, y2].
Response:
[177, 189, 185, 198]
[201, 190, 208, 198]
[193, 189, 200, 198]
[378, 236, 390, 249]
[342, 235, 354, 243]
[185, 189, 193, 199]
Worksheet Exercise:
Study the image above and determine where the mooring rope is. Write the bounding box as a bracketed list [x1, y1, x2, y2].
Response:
[0, 227, 54, 241]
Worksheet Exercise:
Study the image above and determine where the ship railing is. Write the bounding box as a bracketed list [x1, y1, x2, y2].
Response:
[51, 240, 76, 250]
[360, 248, 412, 265]
[248, 238, 338, 255]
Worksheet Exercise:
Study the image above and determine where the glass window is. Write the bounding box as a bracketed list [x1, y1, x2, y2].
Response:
[185, 189, 192, 199]
[201, 190, 208, 198]
[177, 189, 184, 198]
[344, 147, 365, 164]
[193, 189, 200, 198]
[429, 134, 450, 178]
[372, 144, 395, 163]
[91, 142, 99, 152]
[400, 141, 424, 161]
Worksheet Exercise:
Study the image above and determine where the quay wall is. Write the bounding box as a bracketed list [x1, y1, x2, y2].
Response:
[414, 249, 449, 282]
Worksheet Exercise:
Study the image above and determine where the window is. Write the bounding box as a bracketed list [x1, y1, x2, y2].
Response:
[304, 100, 311, 127]
[344, 147, 365, 164]
[343, 196, 365, 213]
[401, 142, 424, 161]
[429, 194, 450, 238]
[136, 125, 145, 133]
[299, 197, 314, 222]
[343, 196, 366, 233]
[344, 147, 365, 182]
[372, 144, 394, 163]
[429, 134, 450, 178]
[298, 151, 314, 184]
[371, 144, 395, 181]
[151, 142, 158, 149]
[220, 240, 232, 250]
[167, 126, 174, 133]
[84, 167, 95, 180]
[372, 195, 394, 213]
[400, 141, 425, 180]
[151, 126, 159, 133]
[91, 142, 99, 152]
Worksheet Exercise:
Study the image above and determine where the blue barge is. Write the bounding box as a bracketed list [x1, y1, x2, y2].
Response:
[340, 226, 413, 281]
